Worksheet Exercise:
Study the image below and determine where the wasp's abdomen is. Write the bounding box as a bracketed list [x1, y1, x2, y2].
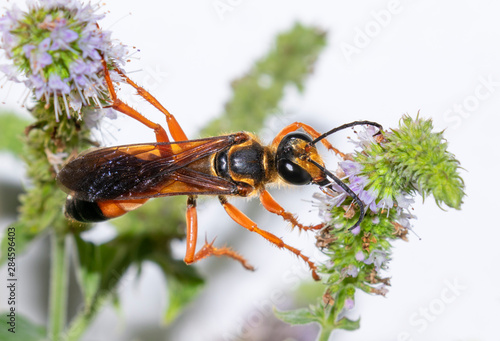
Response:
[65, 195, 148, 223]
[65, 196, 108, 223]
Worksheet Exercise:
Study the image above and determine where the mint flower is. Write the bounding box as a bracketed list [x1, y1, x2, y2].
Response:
[276, 116, 465, 340]
[355, 116, 464, 210]
[0, 0, 127, 120]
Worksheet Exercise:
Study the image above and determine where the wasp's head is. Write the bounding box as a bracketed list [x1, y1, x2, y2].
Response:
[275, 121, 383, 230]
[275, 132, 328, 186]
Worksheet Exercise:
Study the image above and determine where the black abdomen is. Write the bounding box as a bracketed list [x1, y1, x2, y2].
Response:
[65, 196, 108, 223]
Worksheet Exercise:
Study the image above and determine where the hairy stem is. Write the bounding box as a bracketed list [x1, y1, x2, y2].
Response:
[49, 232, 69, 341]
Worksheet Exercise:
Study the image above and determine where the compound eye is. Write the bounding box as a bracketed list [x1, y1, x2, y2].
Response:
[277, 159, 312, 185]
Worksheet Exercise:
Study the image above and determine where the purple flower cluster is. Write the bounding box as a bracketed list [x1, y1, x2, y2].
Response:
[314, 127, 416, 231]
[339, 160, 385, 212]
[0, 5, 22, 59]
[0, 0, 127, 120]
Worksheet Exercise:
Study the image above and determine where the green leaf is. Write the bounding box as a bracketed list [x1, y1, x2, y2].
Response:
[0, 112, 30, 155]
[273, 307, 320, 325]
[160, 265, 204, 324]
[74, 217, 204, 322]
[74, 234, 138, 308]
[335, 316, 360, 330]
[0, 313, 46, 341]
[147, 239, 204, 324]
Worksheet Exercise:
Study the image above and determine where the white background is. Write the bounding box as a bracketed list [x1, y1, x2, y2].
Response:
[1, 0, 499, 340]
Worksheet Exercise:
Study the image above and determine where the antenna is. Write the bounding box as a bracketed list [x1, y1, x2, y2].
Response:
[310, 120, 383, 146]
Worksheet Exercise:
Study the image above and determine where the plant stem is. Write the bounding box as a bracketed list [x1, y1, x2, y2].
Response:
[49, 232, 69, 341]
[64, 310, 93, 341]
[65, 293, 111, 341]
[317, 326, 333, 341]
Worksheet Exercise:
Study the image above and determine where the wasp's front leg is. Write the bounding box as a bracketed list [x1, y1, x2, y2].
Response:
[219, 195, 320, 281]
[259, 189, 323, 231]
[271, 121, 345, 157]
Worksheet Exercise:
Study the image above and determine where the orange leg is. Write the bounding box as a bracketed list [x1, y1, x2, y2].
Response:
[101, 59, 170, 145]
[219, 196, 320, 281]
[114, 68, 188, 142]
[259, 189, 323, 231]
[184, 196, 198, 263]
[272, 122, 345, 158]
[184, 196, 254, 270]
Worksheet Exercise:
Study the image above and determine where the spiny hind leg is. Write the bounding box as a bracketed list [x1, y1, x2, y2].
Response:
[100, 59, 170, 144]
[113, 67, 188, 142]
[184, 196, 254, 270]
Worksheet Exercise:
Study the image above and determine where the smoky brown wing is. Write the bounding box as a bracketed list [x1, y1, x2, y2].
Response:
[57, 134, 242, 201]
[112, 168, 240, 199]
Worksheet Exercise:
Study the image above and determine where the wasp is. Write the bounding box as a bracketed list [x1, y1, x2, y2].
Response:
[57, 60, 382, 280]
